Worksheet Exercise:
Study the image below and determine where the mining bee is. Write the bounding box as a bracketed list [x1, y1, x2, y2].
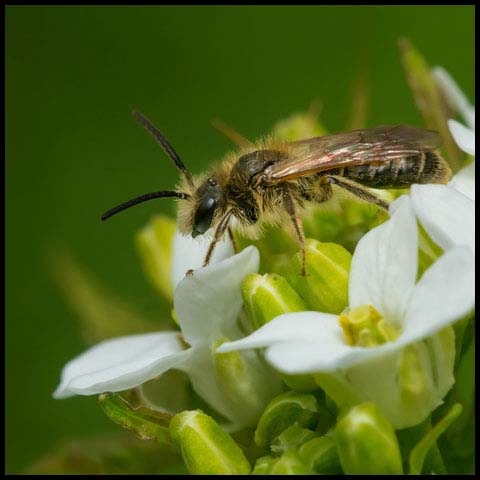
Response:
[102, 111, 450, 275]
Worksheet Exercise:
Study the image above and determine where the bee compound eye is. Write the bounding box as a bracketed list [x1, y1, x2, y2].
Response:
[193, 196, 217, 236]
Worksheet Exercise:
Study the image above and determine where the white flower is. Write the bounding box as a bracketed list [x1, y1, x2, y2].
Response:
[54, 233, 281, 428]
[432, 66, 475, 155]
[410, 164, 475, 256]
[218, 196, 475, 428]
[410, 68, 475, 259]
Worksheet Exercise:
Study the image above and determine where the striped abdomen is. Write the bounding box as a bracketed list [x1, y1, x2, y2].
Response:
[341, 151, 451, 188]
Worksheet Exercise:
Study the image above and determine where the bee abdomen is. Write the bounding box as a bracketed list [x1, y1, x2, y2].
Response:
[343, 151, 451, 188]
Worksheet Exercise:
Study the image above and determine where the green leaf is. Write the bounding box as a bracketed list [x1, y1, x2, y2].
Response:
[254, 391, 319, 448]
[98, 392, 173, 446]
[409, 403, 463, 474]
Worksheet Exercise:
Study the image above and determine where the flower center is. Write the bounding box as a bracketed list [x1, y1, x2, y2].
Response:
[338, 305, 400, 347]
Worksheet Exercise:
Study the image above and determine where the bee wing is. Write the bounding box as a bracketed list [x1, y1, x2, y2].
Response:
[265, 125, 443, 183]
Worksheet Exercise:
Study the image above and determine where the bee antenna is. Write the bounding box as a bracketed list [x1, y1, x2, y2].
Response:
[101, 190, 190, 221]
[132, 110, 195, 189]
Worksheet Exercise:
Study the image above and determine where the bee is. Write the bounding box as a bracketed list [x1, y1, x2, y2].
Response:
[102, 111, 450, 275]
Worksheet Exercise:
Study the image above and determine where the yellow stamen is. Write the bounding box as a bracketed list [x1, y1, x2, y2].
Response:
[339, 305, 400, 347]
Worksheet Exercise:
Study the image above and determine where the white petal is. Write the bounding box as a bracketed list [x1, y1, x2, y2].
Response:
[449, 162, 475, 201]
[349, 195, 418, 326]
[220, 312, 408, 374]
[217, 311, 339, 353]
[432, 66, 475, 129]
[174, 246, 260, 345]
[410, 184, 475, 255]
[53, 332, 190, 398]
[218, 312, 365, 373]
[171, 229, 234, 289]
[448, 120, 475, 156]
[180, 345, 282, 430]
[402, 246, 475, 341]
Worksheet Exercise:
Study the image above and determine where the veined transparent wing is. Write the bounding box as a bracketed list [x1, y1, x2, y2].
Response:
[264, 125, 443, 184]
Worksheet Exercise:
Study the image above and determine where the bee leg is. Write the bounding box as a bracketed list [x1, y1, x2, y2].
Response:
[203, 210, 234, 267]
[283, 189, 307, 276]
[326, 175, 389, 211]
[227, 226, 238, 253]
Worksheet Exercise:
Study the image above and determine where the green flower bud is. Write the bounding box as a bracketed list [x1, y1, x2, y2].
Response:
[281, 373, 318, 393]
[269, 450, 313, 475]
[298, 436, 342, 474]
[242, 273, 307, 330]
[316, 327, 456, 429]
[335, 403, 403, 475]
[272, 109, 327, 141]
[135, 215, 176, 301]
[270, 423, 318, 455]
[252, 455, 277, 475]
[234, 224, 297, 275]
[213, 338, 282, 427]
[286, 239, 351, 314]
[254, 391, 318, 448]
[302, 206, 345, 244]
[169, 410, 251, 475]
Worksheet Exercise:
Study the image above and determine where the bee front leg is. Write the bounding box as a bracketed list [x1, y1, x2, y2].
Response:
[203, 210, 234, 267]
[282, 189, 307, 277]
[227, 226, 238, 253]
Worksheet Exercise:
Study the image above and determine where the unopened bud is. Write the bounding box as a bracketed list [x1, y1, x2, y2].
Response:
[213, 338, 282, 427]
[242, 273, 307, 330]
[273, 111, 327, 142]
[287, 239, 351, 314]
[335, 403, 403, 475]
[169, 410, 251, 475]
[270, 423, 318, 454]
[135, 215, 176, 301]
[252, 455, 277, 475]
[298, 436, 342, 474]
[269, 450, 312, 475]
[254, 391, 318, 448]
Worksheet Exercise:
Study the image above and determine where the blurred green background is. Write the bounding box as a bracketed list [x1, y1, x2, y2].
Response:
[6, 5, 474, 473]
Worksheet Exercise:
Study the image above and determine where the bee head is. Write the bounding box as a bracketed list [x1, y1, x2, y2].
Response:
[192, 177, 224, 237]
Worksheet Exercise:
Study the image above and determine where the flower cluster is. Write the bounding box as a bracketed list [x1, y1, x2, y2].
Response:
[51, 42, 474, 475]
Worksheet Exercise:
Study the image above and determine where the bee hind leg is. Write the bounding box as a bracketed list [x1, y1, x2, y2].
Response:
[326, 175, 389, 211]
[282, 189, 307, 276]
